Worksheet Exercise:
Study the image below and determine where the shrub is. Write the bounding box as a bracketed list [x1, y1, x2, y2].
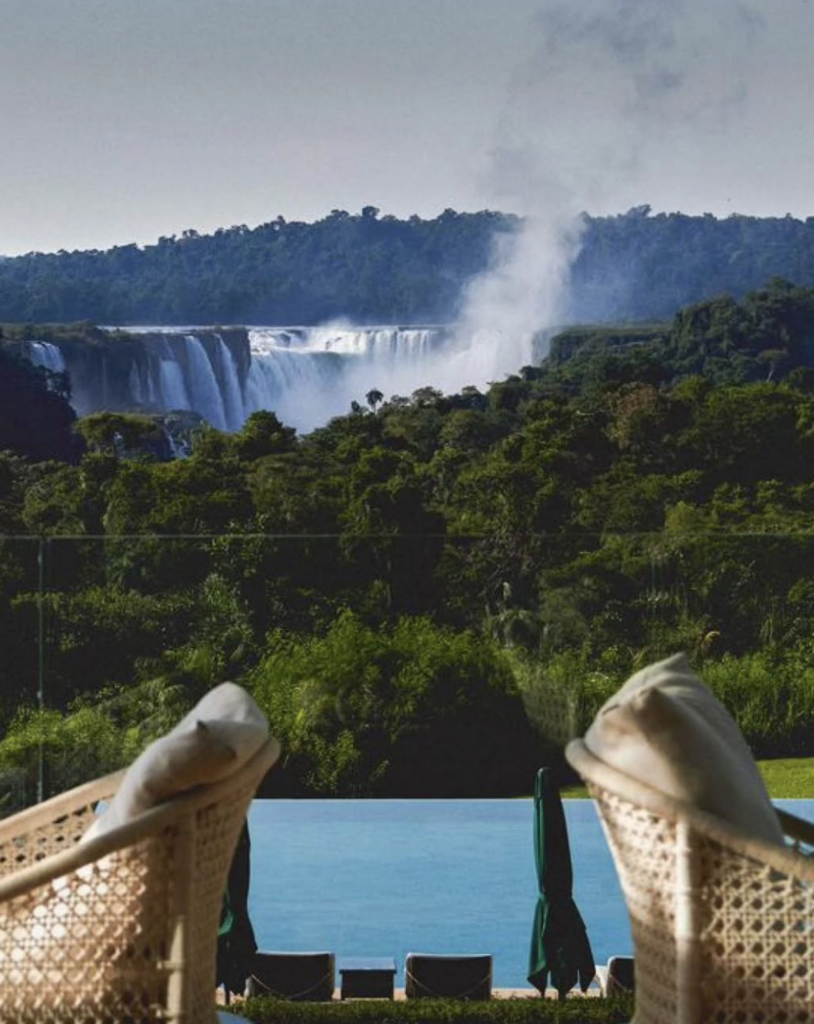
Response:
[239, 996, 635, 1024]
[251, 611, 540, 796]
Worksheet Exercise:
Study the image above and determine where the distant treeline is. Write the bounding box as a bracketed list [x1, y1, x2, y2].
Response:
[2, 206, 814, 324]
[3, 280, 814, 800]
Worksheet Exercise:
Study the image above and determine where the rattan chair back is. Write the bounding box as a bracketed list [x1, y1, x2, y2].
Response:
[0, 738, 277, 1023]
[566, 738, 814, 1024]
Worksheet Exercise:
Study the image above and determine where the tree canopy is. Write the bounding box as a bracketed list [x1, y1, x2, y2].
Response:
[3, 207, 814, 324]
[3, 280, 814, 801]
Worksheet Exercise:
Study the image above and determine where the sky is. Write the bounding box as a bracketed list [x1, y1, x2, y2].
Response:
[2, 0, 814, 256]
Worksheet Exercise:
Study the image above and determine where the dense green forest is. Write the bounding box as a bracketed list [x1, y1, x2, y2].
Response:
[3, 207, 814, 324]
[2, 280, 814, 802]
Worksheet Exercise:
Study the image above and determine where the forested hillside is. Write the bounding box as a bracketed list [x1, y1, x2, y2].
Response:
[3, 207, 814, 324]
[2, 280, 814, 802]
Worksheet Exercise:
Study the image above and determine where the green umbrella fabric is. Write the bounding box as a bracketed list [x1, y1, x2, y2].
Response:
[217, 821, 258, 1000]
[527, 767, 595, 997]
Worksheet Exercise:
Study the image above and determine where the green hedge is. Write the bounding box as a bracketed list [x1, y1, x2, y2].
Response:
[237, 996, 635, 1024]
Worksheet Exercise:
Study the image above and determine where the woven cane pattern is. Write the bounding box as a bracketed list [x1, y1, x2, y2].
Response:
[588, 783, 681, 1024]
[697, 834, 813, 1023]
[0, 742, 276, 1023]
[0, 836, 172, 1022]
[187, 777, 260, 1024]
[570, 742, 814, 1024]
[0, 789, 114, 878]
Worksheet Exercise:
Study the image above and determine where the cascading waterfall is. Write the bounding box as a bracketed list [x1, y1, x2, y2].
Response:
[127, 363, 144, 406]
[23, 325, 449, 435]
[214, 334, 246, 431]
[158, 338, 192, 412]
[181, 335, 229, 431]
[244, 329, 342, 428]
[244, 326, 447, 429]
[29, 342, 66, 374]
[136, 359, 158, 407]
[303, 327, 435, 363]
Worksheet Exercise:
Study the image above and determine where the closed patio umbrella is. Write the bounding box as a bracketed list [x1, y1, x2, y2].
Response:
[527, 767, 595, 997]
[217, 821, 258, 1001]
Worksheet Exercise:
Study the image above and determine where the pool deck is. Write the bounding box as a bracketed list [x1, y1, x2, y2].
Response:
[223, 986, 601, 1004]
[389, 987, 600, 1000]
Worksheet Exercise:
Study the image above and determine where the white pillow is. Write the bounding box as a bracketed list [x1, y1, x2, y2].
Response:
[170, 681, 269, 761]
[84, 683, 270, 840]
[584, 653, 783, 844]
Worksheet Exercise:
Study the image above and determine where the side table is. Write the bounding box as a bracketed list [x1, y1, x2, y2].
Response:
[339, 957, 397, 999]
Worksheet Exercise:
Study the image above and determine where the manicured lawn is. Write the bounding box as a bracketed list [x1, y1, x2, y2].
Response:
[561, 758, 814, 800]
[756, 757, 814, 798]
[238, 996, 634, 1024]
[559, 784, 590, 799]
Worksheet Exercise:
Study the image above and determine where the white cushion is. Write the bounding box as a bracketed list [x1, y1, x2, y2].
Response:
[85, 683, 269, 839]
[171, 680, 268, 760]
[584, 652, 783, 844]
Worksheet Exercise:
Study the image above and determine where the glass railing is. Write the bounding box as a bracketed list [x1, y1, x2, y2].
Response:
[2, 531, 814, 812]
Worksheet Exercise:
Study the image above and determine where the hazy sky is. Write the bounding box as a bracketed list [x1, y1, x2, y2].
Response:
[2, 0, 813, 255]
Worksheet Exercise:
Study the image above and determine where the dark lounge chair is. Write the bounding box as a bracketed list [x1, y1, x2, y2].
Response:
[245, 951, 336, 1001]
[596, 955, 635, 995]
[405, 953, 493, 1000]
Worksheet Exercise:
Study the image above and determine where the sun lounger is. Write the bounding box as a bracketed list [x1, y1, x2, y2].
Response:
[595, 956, 635, 995]
[405, 953, 493, 1000]
[245, 951, 336, 1001]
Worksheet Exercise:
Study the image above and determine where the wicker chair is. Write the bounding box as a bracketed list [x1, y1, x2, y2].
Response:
[566, 738, 814, 1024]
[0, 739, 277, 1023]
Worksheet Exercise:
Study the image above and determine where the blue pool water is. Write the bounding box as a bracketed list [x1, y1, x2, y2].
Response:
[247, 798, 814, 989]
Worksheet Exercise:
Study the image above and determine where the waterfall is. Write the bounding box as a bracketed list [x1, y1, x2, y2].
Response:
[158, 338, 192, 411]
[244, 326, 446, 430]
[127, 363, 144, 405]
[144, 358, 158, 405]
[214, 334, 245, 431]
[302, 327, 436, 366]
[29, 342, 66, 373]
[245, 330, 342, 430]
[181, 335, 229, 431]
[24, 325, 449, 435]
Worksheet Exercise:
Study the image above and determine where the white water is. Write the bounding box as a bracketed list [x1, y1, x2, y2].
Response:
[243, 326, 450, 431]
[158, 338, 192, 412]
[127, 363, 144, 406]
[291, 327, 435, 362]
[215, 334, 246, 430]
[29, 341, 66, 374]
[25, 324, 508, 435]
[182, 335, 229, 431]
[245, 334, 337, 429]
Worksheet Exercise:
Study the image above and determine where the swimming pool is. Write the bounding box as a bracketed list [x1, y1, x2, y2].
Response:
[247, 798, 814, 989]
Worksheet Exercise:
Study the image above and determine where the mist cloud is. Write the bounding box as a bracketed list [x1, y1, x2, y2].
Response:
[440, 0, 776, 385]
